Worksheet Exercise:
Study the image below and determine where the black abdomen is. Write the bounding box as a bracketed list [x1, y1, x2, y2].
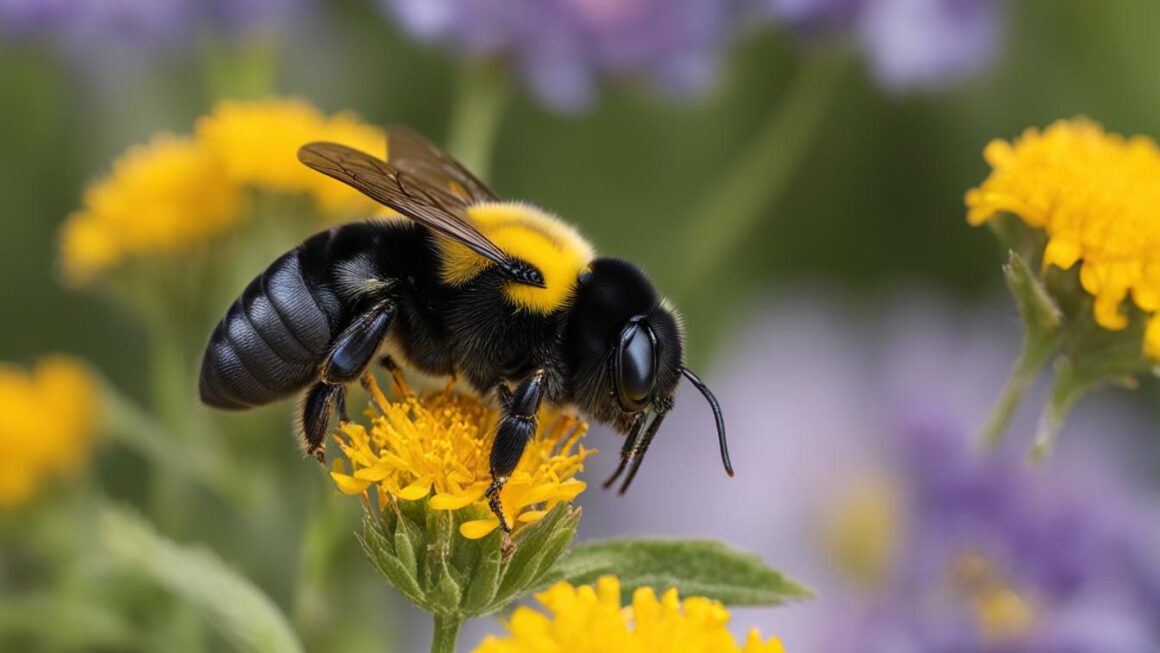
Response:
[200, 236, 340, 409]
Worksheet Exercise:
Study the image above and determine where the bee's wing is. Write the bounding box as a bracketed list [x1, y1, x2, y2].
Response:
[299, 141, 512, 268]
[385, 125, 500, 203]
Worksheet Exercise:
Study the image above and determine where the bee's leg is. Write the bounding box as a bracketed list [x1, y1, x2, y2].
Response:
[301, 382, 343, 464]
[321, 300, 396, 385]
[602, 413, 646, 489]
[300, 300, 396, 463]
[486, 369, 546, 550]
[335, 385, 350, 424]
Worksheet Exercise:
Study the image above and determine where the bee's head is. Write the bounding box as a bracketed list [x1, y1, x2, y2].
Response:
[565, 258, 731, 493]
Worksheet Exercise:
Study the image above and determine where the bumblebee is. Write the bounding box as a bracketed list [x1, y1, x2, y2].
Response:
[199, 127, 732, 534]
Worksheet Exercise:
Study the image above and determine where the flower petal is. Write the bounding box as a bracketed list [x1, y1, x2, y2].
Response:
[460, 517, 500, 539]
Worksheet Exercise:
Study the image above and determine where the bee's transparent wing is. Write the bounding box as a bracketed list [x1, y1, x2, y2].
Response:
[386, 125, 499, 203]
[298, 142, 544, 287]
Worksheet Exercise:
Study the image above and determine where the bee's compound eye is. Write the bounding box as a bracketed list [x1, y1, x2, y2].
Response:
[615, 321, 656, 411]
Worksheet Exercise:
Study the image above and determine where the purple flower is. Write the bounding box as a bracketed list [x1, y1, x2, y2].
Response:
[764, 0, 1003, 91]
[378, 0, 739, 111]
[569, 291, 1160, 651]
[0, 0, 307, 50]
[0, 0, 198, 48]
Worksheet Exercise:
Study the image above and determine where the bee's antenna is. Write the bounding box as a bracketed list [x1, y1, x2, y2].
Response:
[681, 366, 734, 477]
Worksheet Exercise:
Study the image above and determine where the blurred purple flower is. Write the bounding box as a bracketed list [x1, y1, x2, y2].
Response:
[0, 0, 307, 50]
[378, 0, 739, 112]
[568, 291, 1160, 651]
[0, 0, 198, 48]
[764, 0, 1003, 91]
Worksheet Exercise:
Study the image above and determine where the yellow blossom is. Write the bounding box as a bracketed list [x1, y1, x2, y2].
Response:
[952, 554, 1037, 643]
[966, 118, 1160, 358]
[60, 134, 242, 285]
[821, 475, 901, 588]
[196, 97, 386, 215]
[0, 356, 101, 507]
[330, 372, 593, 540]
[472, 576, 785, 653]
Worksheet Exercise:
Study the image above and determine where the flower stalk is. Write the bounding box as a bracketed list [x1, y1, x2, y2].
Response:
[979, 251, 1062, 449]
[430, 614, 463, 653]
[674, 55, 845, 294]
[446, 63, 510, 182]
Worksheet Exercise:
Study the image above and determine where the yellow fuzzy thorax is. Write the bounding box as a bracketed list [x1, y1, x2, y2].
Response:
[437, 202, 595, 314]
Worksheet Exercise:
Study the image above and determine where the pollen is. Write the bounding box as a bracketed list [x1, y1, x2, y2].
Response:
[330, 372, 594, 540]
[471, 576, 785, 653]
[0, 356, 101, 508]
[966, 118, 1160, 358]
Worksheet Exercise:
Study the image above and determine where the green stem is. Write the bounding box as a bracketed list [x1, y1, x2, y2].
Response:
[1030, 360, 1091, 462]
[102, 382, 243, 504]
[445, 63, 510, 181]
[978, 331, 1059, 450]
[673, 56, 846, 293]
[430, 614, 463, 653]
[203, 36, 279, 102]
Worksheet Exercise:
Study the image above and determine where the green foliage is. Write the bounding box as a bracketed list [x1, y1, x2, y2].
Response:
[97, 505, 304, 653]
[359, 500, 581, 618]
[547, 538, 812, 606]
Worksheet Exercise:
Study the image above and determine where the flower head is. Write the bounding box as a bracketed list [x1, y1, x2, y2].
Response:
[0, 0, 305, 50]
[60, 97, 386, 286]
[379, 0, 738, 111]
[578, 295, 1160, 651]
[0, 356, 101, 508]
[60, 133, 242, 286]
[966, 119, 1160, 359]
[196, 97, 386, 215]
[331, 372, 592, 540]
[472, 576, 784, 653]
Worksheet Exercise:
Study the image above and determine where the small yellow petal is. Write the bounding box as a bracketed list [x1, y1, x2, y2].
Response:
[459, 518, 500, 540]
[396, 478, 432, 501]
[429, 492, 479, 510]
[329, 472, 371, 495]
[516, 510, 547, 523]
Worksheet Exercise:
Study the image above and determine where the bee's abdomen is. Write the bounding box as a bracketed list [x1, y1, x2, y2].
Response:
[199, 252, 333, 409]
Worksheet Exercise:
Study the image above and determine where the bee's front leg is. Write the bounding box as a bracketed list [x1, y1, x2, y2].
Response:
[486, 369, 546, 553]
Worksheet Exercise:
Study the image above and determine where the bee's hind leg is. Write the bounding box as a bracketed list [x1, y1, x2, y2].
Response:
[301, 299, 396, 464]
[300, 382, 344, 464]
[486, 369, 546, 554]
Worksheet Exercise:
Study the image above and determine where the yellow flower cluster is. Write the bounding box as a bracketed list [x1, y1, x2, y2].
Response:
[966, 118, 1160, 358]
[60, 134, 242, 285]
[60, 97, 386, 286]
[196, 97, 385, 214]
[472, 576, 785, 653]
[0, 356, 101, 507]
[331, 373, 592, 540]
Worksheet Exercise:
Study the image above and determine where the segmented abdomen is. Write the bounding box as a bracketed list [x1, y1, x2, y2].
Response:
[199, 249, 335, 409]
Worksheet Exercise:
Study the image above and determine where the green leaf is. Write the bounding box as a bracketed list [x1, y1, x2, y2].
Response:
[494, 503, 577, 604]
[1004, 251, 1062, 336]
[549, 539, 811, 607]
[98, 505, 303, 653]
[461, 534, 503, 614]
[358, 520, 426, 604]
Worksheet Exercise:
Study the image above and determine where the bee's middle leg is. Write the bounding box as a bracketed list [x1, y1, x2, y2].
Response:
[486, 369, 546, 548]
[299, 299, 396, 462]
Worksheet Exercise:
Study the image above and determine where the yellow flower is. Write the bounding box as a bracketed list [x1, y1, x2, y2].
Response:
[196, 97, 386, 215]
[472, 576, 785, 653]
[330, 372, 593, 540]
[965, 118, 1160, 358]
[60, 134, 242, 285]
[0, 356, 101, 507]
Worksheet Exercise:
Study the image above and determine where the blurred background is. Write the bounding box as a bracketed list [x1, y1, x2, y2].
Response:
[2, 0, 1160, 651]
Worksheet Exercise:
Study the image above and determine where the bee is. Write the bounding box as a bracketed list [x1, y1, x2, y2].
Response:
[199, 126, 732, 535]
